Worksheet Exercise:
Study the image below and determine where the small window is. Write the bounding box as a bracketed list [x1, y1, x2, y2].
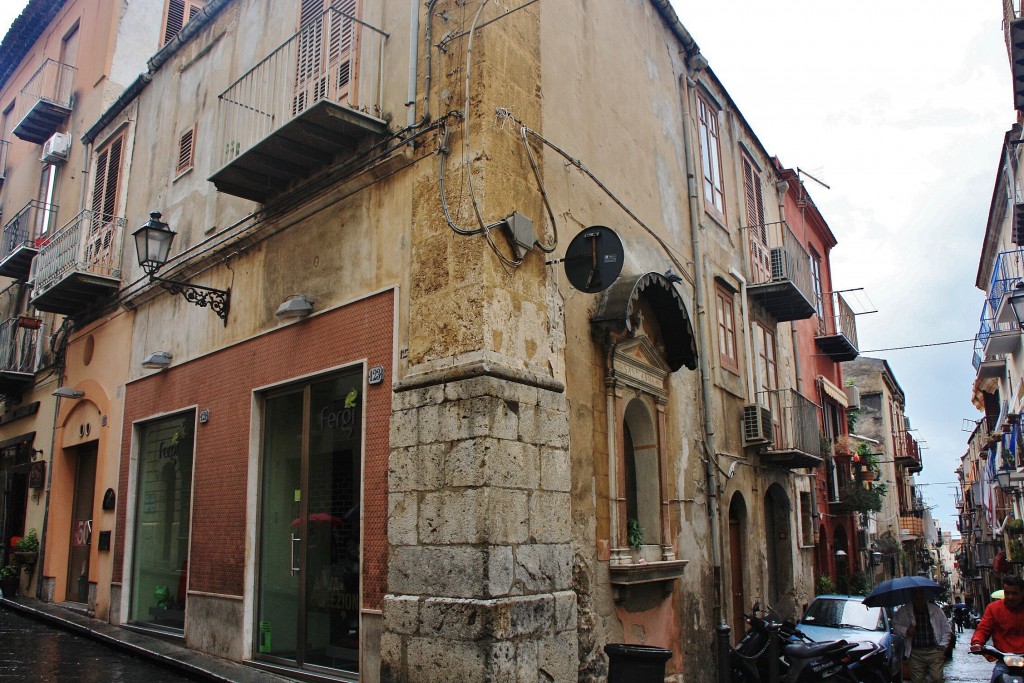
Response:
[162, 0, 205, 46]
[697, 93, 726, 217]
[176, 125, 196, 175]
[715, 284, 738, 372]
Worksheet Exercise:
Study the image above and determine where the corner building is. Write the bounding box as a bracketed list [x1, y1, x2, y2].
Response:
[0, 0, 870, 680]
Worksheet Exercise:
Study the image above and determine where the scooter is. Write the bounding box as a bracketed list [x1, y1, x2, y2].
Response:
[972, 645, 1024, 683]
[730, 605, 889, 683]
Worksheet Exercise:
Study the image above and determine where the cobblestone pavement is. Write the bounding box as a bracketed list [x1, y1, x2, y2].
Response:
[0, 606, 197, 682]
[946, 627, 997, 682]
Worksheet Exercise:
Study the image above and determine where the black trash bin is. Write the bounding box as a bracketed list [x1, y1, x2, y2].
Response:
[604, 643, 672, 683]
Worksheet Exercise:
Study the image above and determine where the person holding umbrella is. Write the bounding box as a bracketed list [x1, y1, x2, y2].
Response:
[971, 575, 1024, 681]
[891, 589, 951, 682]
[864, 576, 949, 683]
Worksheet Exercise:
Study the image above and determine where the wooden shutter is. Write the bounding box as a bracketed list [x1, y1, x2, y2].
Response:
[176, 125, 196, 175]
[92, 136, 123, 220]
[743, 158, 771, 284]
[163, 0, 205, 46]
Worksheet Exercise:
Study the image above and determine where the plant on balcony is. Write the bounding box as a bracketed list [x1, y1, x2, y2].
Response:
[834, 435, 853, 457]
[1008, 537, 1024, 563]
[1009, 518, 1024, 534]
[838, 482, 885, 513]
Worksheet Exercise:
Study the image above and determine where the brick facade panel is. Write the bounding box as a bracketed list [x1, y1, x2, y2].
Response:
[115, 290, 393, 607]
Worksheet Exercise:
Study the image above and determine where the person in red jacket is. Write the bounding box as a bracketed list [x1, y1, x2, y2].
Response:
[972, 575, 1024, 681]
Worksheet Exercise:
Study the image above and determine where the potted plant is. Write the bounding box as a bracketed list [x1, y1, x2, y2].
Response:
[0, 565, 18, 597]
[13, 528, 38, 567]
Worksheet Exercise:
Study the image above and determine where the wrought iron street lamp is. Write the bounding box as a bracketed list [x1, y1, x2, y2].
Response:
[132, 212, 230, 325]
[1009, 283, 1024, 329]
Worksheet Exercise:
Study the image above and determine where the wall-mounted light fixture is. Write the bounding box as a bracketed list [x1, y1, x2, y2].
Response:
[132, 212, 230, 325]
[1009, 283, 1024, 329]
[53, 387, 85, 399]
[142, 351, 173, 369]
[275, 294, 314, 320]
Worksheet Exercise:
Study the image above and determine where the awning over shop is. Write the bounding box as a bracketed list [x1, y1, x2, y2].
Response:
[591, 272, 698, 372]
[818, 375, 849, 409]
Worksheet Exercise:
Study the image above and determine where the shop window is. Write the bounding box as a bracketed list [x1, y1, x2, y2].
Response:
[129, 411, 195, 631]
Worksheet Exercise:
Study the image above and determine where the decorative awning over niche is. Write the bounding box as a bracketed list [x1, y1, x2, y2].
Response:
[591, 272, 698, 372]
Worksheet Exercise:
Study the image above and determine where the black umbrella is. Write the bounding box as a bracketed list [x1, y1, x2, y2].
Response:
[863, 576, 943, 608]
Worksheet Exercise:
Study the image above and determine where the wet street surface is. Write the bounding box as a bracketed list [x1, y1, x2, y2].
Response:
[947, 627, 999, 682]
[0, 606, 197, 682]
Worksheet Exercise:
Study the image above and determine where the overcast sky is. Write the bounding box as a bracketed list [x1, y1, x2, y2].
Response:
[0, 2, 1009, 535]
[672, 1, 1012, 535]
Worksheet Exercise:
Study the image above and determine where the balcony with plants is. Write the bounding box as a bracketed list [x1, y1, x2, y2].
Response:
[30, 209, 126, 316]
[746, 224, 817, 322]
[814, 291, 859, 362]
[12, 59, 76, 144]
[0, 201, 59, 280]
[209, 6, 390, 203]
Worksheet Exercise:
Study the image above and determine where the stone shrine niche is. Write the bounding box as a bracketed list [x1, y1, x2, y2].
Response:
[591, 272, 696, 599]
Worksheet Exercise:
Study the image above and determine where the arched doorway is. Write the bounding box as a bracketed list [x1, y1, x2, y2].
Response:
[729, 493, 748, 639]
[764, 484, 793, 611]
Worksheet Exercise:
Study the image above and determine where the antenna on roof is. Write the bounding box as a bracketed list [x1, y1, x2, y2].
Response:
[796, 167, 831, 190]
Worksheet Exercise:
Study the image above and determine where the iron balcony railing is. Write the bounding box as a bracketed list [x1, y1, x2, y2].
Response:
[1, 200, 58, 260]
[32, 209, 125, 296]
[14, 59, 75, 122]
[215, 7, 387, 172]
[974, 248, 1024, 365]
[0, 316, 40, 375]
[758, 388, 822, 456]
[817, 291, 859, 348]
[750, 223, 814, 291]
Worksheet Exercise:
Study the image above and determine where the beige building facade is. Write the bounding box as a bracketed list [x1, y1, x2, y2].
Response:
[0, 0, 874, 680]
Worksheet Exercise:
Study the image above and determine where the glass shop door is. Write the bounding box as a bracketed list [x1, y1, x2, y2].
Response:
[257, 369, 362, 675]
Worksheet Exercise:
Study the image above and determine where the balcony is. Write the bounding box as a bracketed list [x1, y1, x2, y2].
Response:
[973, 248, 1024, 369]
[12, 59, 75, 144]
[0, 201, 59, 281]
[209, 8, 389, 203]
[900, 515, 924, 540]
[815, 291, 859, 361]
[894, 429, 922, 472]
[0, 316, 41, 399]
[746, 225, 816, 321]
[30, 210, 125, 316]
[758, 388, 824, 468]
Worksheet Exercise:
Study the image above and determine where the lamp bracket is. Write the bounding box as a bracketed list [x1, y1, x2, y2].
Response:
[150, 274, 230, 325]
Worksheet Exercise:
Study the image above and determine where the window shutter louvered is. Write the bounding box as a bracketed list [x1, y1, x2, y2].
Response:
[164, 0, 186, 44]
[177, 126, 195, 175]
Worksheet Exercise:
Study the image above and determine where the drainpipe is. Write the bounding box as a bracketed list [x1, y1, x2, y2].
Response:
[680, 68, 727, 679]
[407, 0, 420, 127]
[729, 268, 755, 400]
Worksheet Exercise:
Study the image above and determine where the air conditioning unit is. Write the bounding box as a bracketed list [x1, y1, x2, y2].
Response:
[844, 385, 861, 411]
[41, 132, 71, 164]
[770, 247, 791, 281]
[742, 403, 774, 446]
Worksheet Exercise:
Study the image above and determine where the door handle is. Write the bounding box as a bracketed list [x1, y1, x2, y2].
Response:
[291, 534, 300, 575]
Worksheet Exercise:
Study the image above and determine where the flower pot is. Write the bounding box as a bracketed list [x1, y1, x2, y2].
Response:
[858, 471, 875, 482]
[0, 576, 17, 598]
[15, 316, 41, 330]
[12, 551, 37, 566]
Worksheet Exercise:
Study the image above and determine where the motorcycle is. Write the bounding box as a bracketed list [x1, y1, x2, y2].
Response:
[972, 645, 1024, 683]
[730, 605, 889, 683]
